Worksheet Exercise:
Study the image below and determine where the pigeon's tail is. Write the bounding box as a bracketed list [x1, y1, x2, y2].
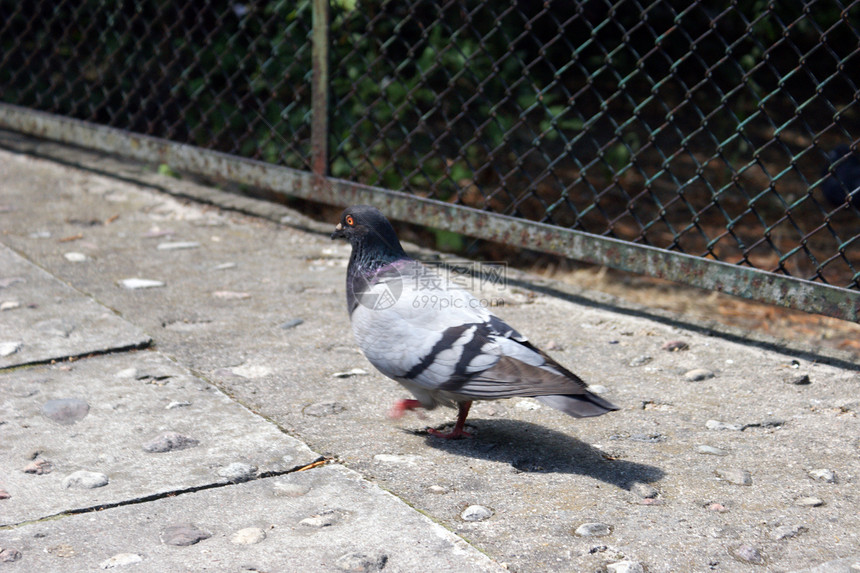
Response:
[537, 392, 619, 418]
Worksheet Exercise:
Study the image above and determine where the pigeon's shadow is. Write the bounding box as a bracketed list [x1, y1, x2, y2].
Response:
[417, 418, 665, 492]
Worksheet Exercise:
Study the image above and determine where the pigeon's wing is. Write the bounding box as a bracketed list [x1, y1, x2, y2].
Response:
[351, 261, 616, 415]
[350, 260, 500, 384]
[444, 336, 619, 417]
[432, 324, 602, 398]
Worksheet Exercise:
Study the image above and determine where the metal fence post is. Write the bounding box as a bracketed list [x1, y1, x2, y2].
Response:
[311, 0, 330, 178]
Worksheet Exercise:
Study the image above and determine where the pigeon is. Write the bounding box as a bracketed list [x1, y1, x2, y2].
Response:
[331, 205, 618, 439]
[822, 144, 860, 208]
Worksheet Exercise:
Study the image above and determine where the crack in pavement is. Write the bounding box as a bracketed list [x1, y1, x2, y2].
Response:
[0, 458, 329, 530]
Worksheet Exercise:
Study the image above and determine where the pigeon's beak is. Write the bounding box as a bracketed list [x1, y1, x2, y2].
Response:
[331, 222, 345, 240]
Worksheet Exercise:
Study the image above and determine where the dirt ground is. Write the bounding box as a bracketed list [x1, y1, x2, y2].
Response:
[534, 258, 860, 363]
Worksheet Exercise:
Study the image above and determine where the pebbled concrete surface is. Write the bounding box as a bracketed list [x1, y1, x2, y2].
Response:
[1, 130, 859, 572]
[0, 351, 319, 526]
[0, 244, 150, 368]
[1, 464, 499, 573]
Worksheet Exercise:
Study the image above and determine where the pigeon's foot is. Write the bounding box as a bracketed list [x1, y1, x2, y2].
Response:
[388, 399, 426, 420]
[426, 426, 472, 439]
[427, 401, 473, 439]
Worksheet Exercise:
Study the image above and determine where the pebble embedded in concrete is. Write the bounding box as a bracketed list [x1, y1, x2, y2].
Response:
[230, 527, 266, 545]
[515, 398, 541, 411]
[142, 227, 174, 239]
[809, 468, 837, 483]
[461, 505, 493, 522]
[212, 290, 251, 300]
[697, 445, 728, 456]
[0, 341, 22, 356]
[272, 481, 311, 497]
[41, 398, 90, 424]
[629, 355, 652, 366]
[99, 553, 143, 568]
[575, 522, 612, 537]
[332, 368, 368, 378]
[22, 459, 53, 474]
[303, 401, 346, 417]
[115, 367, 138, 379]
[0, 548, 22, 562]
[280, 318, 304, 330]
[662, 340, 689, 351]
[706, 420, 744, 431]
[63, 252, 87, 262]
[230, 363, 273, 379]
[795, 496, 824, 507]
[770, 524, 807, 541]
[373, 454, 420, 465]
[630, 482, 658, 499]
[62, 470, 109, 489]
[217, 462, 257, 482]
[157, 241, 200, 251]
[142, 431, 200, 453]
[607, 561, 645, 573]
[684, 368, 714, 381]
[716, 468, 752, 486]
[161, 523, 211, 546]
[118, 278, 165, 289]
[334, 552, 388, 572]
[47, 543, 75, 557]
[300, 510, 342, 528]
[732, 544, 765, 564]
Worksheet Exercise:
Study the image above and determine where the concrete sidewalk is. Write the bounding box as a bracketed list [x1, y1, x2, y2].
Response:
[1, 130, 858, 572]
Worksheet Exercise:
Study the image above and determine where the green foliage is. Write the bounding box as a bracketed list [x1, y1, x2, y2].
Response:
[605, 143, 631, 174]
[157, 164, 180, 178]
[327, 3, 555, 195]
[433, 229, 466, 252]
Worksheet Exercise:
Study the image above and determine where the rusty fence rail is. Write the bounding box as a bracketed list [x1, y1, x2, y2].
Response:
[0, 1, 858, 322]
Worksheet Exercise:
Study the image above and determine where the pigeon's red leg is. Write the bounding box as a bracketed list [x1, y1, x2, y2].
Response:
[427, 401, 473, 439]
[388, 399, 425, 419]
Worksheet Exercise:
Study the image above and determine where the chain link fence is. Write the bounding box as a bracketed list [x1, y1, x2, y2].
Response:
[1, 1, 858, 319]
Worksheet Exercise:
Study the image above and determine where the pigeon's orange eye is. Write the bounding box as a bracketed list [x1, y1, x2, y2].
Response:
[345, 215, 355, 226]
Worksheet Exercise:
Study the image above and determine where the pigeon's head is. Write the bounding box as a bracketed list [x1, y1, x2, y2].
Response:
[331, 205, 406, 259]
